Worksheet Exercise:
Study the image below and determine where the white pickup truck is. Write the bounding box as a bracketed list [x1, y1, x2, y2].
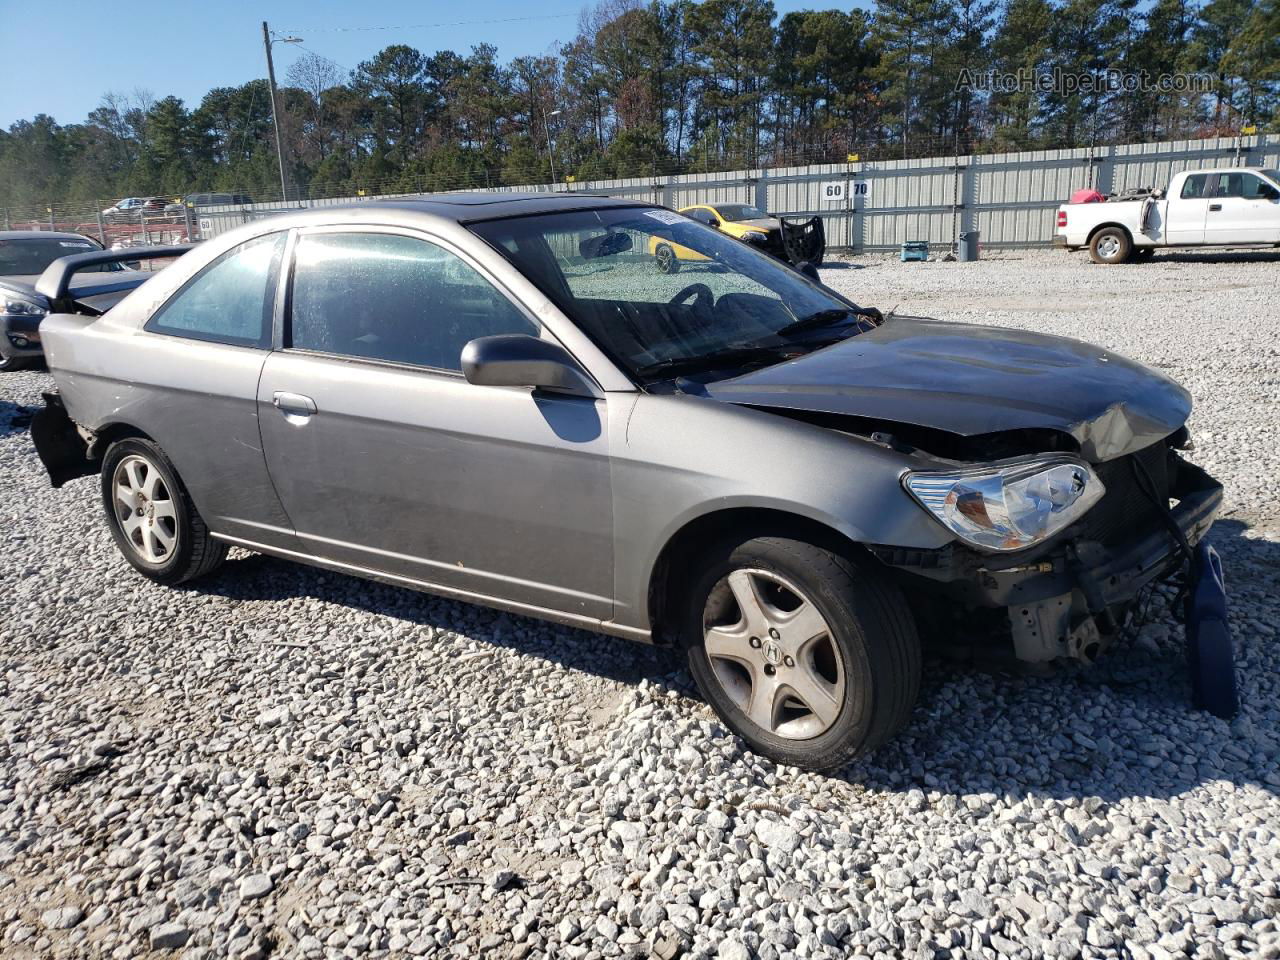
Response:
[1055, 166, 1280, 263]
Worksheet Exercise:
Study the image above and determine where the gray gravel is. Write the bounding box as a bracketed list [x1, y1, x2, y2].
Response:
[1, 249, 1278, 959]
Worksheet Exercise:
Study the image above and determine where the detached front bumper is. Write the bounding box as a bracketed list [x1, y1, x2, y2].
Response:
[873, 454, 1223, 662]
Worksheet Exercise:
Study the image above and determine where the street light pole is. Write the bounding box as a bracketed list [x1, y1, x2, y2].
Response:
[542, 108, 562, 189]
[262, 22, 301, 204]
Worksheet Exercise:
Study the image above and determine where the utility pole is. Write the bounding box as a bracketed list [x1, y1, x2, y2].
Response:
[262, 21, 297, 204]
[542, 107, 562, 189]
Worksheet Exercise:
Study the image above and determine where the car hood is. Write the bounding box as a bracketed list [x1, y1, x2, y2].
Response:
[0, 270, 151, 313]
[703, 316, 1191, 461]
[733, 218, 781, 232]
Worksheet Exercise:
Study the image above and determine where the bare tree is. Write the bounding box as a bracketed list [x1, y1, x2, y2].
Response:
[287, 52, 347, 161]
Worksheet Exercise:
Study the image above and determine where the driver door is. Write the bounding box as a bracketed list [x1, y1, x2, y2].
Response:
[257, 227, 616, 620]
[1204, 171, 1280, 244]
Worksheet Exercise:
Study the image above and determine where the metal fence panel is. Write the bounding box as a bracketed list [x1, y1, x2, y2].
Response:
[130, 132, 1280, 251]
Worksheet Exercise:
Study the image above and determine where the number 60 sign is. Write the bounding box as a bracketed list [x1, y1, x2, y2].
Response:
[822, 180, 870, 203]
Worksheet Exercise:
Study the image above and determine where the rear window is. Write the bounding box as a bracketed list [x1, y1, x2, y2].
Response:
[714, 204, 767, 222]
[0, 237, 111, 277]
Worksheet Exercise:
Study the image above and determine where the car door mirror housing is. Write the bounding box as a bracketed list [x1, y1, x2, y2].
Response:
[461, 334, 597, 396]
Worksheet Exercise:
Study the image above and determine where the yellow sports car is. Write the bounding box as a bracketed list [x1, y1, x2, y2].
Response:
[648, 203, 784, 273]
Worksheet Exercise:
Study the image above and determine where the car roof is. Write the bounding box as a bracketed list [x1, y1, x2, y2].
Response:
[1182, 167, 1272, 176]
[0, 230, 97, 242]
[190, 192, 663, 259]
[372, 191, 653, 222]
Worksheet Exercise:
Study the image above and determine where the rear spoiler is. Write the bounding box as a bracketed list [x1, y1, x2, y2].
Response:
[34, 245, 192, 311]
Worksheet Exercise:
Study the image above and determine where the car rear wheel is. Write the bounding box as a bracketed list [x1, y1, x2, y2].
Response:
[655, 244, 680, 274]
[101, 438, 227, 585]
[1089, 227, 1133, 264]
[681, 535, 920, 770]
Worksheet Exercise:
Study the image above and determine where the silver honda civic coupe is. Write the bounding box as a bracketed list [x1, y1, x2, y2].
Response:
[31, 193, 1222, 770]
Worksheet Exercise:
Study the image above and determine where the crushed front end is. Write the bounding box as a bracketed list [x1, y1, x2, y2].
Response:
[872, 437, 1222, 664]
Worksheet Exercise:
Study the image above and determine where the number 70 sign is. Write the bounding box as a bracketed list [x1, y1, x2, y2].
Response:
[822, 180, 870, 202]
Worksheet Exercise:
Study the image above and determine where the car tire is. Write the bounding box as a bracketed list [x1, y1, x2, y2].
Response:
[1089, 227, 1133, 264]
[100, 438, 227, 585]
[655, 244, 680, 274]
[680, 535, 920, 770]
[0, 354, 36, 372]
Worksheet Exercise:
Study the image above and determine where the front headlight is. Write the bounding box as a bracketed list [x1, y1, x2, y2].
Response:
[904, 457, 1105, 552]
[3, 296, 46, 317]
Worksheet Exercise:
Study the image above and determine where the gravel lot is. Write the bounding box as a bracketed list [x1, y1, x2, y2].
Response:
[1, 249, 1277, 960]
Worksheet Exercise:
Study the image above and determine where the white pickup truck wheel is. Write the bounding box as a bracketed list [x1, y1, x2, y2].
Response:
[1089, 227, 1132, 265]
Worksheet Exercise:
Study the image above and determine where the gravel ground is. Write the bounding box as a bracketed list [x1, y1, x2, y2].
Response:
[1, 249, 1278, 960]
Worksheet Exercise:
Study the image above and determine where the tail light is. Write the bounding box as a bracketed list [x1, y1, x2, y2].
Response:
[1056, 210, 1068, 228]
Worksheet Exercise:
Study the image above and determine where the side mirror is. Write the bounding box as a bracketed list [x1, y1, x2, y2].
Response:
[461, 334, 597, 396]
[708, 217, 721, 228]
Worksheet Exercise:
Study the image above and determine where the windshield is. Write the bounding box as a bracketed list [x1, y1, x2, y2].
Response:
[715, 203, 767, 222]
[470, 206, 864, 383]
[1262, 170, 1280, 186]
[0, 237, 118, 277]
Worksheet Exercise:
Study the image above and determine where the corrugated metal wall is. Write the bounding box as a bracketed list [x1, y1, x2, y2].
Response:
[196, 134, 1280, 252]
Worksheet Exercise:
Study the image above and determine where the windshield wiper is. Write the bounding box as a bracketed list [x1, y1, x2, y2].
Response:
[775, 308, 860, 338]
[636, 345, 793, 380]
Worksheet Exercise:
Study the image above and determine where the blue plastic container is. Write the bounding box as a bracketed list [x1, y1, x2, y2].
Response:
[900, 241, 929, 262]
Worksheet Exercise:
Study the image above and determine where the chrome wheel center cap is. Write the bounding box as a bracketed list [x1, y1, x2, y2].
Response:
[763, 639, 783, 665]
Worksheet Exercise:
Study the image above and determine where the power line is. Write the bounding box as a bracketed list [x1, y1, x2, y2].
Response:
[290, 43, 354, 77]
[280, 13, 577, 35]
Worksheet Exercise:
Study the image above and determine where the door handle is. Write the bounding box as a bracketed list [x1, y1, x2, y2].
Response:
[1209, 203, 1222, 212]
[272, 391, 317, 421]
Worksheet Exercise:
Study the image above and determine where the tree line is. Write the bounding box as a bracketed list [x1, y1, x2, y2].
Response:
[1, 0, 1277, 212]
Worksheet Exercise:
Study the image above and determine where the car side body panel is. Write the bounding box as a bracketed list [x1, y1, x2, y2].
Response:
[39, 313, 298, 552]
[256, 349, 620, 619]
[607, 394, 950, 632]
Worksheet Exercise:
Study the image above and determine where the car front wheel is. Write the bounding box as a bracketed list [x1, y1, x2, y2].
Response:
[0, 354, 36, 372]
[101, 438, 227, 585]
[682, 536, 920, 770]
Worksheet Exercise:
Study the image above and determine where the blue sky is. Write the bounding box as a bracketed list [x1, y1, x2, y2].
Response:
[2, 0, 835, 128]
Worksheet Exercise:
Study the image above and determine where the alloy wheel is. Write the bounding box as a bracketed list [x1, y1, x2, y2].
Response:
[112, 454, 178, 563]
[1097, 235, 1120, 259]
[702, 568, 845, 740]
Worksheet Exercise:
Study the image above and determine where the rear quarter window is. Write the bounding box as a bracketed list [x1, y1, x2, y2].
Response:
[145, 232, 285, 347]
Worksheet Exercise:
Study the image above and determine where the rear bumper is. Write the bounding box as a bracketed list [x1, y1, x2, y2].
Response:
[1052, 235, 1068, 248]
[30, 393, 96, 487]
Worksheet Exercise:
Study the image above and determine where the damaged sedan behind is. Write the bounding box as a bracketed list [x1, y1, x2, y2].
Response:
[30, 194, 1224, 770]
